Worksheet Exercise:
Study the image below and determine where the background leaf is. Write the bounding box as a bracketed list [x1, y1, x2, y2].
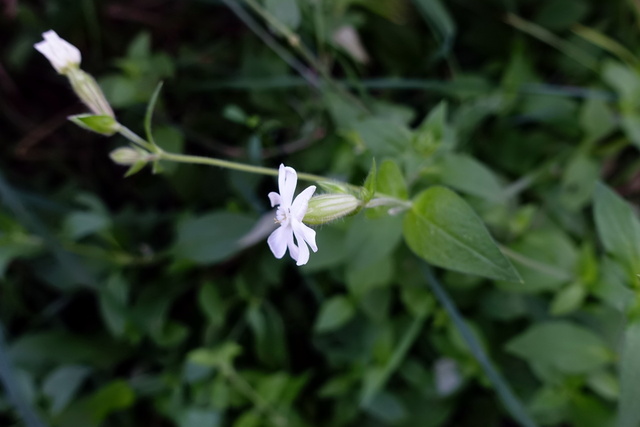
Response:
[403, 186, 520, 281]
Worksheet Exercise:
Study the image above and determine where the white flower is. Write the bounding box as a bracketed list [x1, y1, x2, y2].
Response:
[268, 164, 318, 266]
[34, 30, 81, 74]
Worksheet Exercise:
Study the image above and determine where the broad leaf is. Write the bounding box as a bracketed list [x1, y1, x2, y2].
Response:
[173, 212, 256, 264]
[506, 321, 612, 375]
[593, 182, 640, 274]
[315, 296, 355, 333]
[403, 186, 520, 281]
[618, 320, 640, 427]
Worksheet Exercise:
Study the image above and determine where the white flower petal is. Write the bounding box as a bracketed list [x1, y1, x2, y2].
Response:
[295, 220, 317, 252]
[287, 228, 299, 262]
[268, 191, 281, 207]
[267, 226, 289, 259]
[292, 225, 310, 266]
[291, 185, 316, 220]
[34, 30, 81, 73]
[279, 165, 298, 208]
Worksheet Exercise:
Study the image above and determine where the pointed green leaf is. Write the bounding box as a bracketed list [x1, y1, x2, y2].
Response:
[438, 153, 504, 201]
[593, 182, 640, 274]
[403, 186, 520, 281]
[506, 321, 612, 375]
[362, 158, 377, 202]
[314, 296, 355, 333]
[377, 160, 408, 199]
[123, 160, 147, 177]
[144, 82, 164, 147]
[618, 320, 640, 427]
[69, 114, 119, 136]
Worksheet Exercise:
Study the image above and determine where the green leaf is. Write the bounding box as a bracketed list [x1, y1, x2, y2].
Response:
[124, 160, 148, 177]
[68, 114, 119, 136]
[352, 117, 413, 157]
[314, 296, 356, 333]
[98, 275, 129, 337]
[534, 0, 588, 31]
[403, 186, 520, 282]
[602, 61, 640, 102]
[438, 153, 504, 201]
[560, 154, 599, 211]
[346, 256, 393, 298]
[264, 0, 301, 30]
[63, 211, 110, 240]
[580, 97, 616, 142]
[362, 158, 377, 202]
[549, 282, 586, 316]
[360, 315, 426, 405]
[499, 228, 576, 293]
[85, 380, 135, 423]
[188, 343, 242, 369]
[42, 365, 91, 415]
[198, 282, 227, 327]
[300, 226, 348, 272]
[587, 370, 619, 401]
[144, 81, 164, 146]
[0, 235, 41, 279]
[593, 182, 640, 274]
[346, 215, 403, 270]
[9, 332, 128, 369]
[506, 321, 612, 375]
[173, 212, 256, 264]
[154, 126, 185, 174]
[413, 101, 451, 157]
[246, 304, 288, 367]
[377, 160, 408, 199]
[412, 0, 456, 56]
[177, 409, 221, 427]
[618, 320, 640, 427]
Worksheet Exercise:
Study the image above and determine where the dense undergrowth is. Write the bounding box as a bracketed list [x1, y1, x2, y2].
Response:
[3, 1, 640, 426]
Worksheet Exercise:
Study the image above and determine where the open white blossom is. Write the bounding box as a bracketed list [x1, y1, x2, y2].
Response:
[268, 164, 318, 266]
[34, 30, 81, 74]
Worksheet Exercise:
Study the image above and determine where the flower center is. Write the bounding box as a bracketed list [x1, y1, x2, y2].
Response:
[275, 206, 291, 225]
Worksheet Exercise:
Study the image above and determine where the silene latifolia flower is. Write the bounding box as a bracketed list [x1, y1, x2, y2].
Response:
[34, 30, 116, 122]
[268, 165, 318, 266]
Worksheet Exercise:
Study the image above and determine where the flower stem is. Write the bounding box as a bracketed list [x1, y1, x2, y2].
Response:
[117, 127, 409, 207]
[117, 126, 156, 152]
[156, 150, 330, 182]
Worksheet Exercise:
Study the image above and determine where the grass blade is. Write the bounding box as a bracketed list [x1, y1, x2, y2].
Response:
[421, 262, 538, 427]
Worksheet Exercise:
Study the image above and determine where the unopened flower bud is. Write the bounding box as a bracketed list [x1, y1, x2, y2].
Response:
[303, 194, 361, 225]
[34, 30, 115, 118]
[109, 147, 148, 165]
[66, 68, 115, 118]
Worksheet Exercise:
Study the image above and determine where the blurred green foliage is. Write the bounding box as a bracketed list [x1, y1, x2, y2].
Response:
[3, 0, 640, 426]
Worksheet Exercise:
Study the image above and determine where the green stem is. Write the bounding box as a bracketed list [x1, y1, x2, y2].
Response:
[117, 126, 155, 151]
[157, 150, 326, 183]
[421, 263, 539, 427]
[117, 128, 409, 206]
